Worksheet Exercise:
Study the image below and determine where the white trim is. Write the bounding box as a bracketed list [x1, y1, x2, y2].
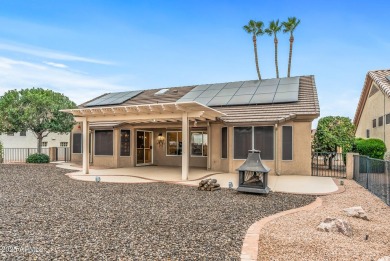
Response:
[94, 129, 114, 156]
[282, 125, 294, 161]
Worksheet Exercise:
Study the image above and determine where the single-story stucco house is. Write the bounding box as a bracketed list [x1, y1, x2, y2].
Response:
[62, 75, 320, 180]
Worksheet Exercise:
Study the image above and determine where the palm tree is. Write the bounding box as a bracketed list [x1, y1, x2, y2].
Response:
[282, 17, 301, 77]
[265, 20, 282, 78]
[243, 20, 264, 80]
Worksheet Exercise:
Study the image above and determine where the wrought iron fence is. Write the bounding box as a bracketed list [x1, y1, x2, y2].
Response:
[353, 155, 390, 206]
[1, 147, 70, 163]
[311, 152, 346, 178]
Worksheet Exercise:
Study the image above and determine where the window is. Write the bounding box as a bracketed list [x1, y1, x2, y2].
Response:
[386, 113, 390, 124]
[167, 131, 182, 155]
[42, 142, 48, 147]
[282, 126, 293, 160]
[378, 116, 384, 127]
[73, 133, 82, 153]
[95, 130, 113, 156]
[120, 130, 131, 156]
[7, 132, 14, 136]
[373, 119, 376, 128]
[366, 129, 370, 138]
[254, 126, 274, 160]
[20, 131, 26, 136]
[234, 127, 252, 159]
[60, 142, 68, 147]
[234, 126, 275, 160]
[221, 127, 228, 159]
[191, 131, 208, 157]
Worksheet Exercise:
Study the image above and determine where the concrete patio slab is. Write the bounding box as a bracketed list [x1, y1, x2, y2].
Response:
[57, 163, 339, 194]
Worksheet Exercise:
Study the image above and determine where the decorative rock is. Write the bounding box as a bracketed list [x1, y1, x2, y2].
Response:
[317, 217, 353, 237]
[378, 257, 390, 261]
[343, 206, 369, 220]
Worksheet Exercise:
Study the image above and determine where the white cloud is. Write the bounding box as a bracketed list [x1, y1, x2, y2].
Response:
[0, 57, 132, 105]
[0, 42, 113, 65]
[43, 61, 68, 69]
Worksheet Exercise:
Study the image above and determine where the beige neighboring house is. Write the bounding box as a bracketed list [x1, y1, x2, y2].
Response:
[63, 76, 320, 179]
[354, 69, 390, 150]
[0, 131, 70, 148]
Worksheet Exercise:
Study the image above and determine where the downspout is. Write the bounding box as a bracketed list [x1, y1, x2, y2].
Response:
[207, 121, 211, 170]
[384, 93, 386, 146]
[275, 123, 281, 176]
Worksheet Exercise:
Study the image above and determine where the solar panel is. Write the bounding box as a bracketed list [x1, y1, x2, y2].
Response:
[176, 77, 300, 106]
[85, 90, 143, 107]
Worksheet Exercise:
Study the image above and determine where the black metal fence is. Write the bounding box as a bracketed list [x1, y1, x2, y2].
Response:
[1, 147, 70, 163]
[353, 155, 390, 206]
[312, 152, 346, 178]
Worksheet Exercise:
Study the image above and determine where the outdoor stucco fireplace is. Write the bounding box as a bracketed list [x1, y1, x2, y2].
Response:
[236, 150, 270, 194]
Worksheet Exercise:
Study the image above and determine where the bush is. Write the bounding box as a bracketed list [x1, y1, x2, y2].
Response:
[353, 138, 386, 159]
[26, 153, 50, 163]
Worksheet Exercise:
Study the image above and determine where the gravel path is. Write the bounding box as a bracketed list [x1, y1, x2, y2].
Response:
[0, 164, 315, 260]
[258, 179, 390, 261]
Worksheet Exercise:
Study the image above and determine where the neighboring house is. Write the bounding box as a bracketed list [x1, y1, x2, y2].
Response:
[0, 131, 70, 148]
[63, 76, 320, 178]
[354, 69, 390, 150]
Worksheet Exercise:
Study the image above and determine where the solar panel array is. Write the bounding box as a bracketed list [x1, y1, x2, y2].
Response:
[84, 90, 143, 107]
[177, 77, 300, 106]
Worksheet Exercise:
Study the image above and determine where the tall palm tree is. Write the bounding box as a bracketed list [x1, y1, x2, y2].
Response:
[265, 20, 282, 78]
[282, 17, 301, 77]
[243, 20, 264, 80]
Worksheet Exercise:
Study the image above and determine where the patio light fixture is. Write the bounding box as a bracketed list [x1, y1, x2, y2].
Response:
[157, 133, 165, 147]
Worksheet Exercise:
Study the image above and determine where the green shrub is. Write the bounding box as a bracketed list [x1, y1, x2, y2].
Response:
[353, 138, 386, 159]
[26, 153, 50, 163]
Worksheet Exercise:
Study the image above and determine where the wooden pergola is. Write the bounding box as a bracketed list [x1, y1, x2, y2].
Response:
[61, 102, 225, 180]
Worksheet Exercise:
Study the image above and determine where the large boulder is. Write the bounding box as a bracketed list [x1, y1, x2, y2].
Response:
[343, 206, 369, 221]
[317, 217, 353, 237]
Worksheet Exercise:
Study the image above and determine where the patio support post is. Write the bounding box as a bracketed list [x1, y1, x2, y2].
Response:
[182, 112, 189, 180]
[82, 117, 90, 174]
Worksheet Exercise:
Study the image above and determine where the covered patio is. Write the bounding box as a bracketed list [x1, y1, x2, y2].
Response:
[62, 101, 225, 181]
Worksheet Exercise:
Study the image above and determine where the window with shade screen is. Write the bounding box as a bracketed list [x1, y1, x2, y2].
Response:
[120, 130, 131, 156]
[221, 127, 228, 158]
[234, 127, 252, 159]
[254, 126, 274, 160]
[73, 133, 82, 153]
[378, 116, 383, 127]
[95, 130, 113, 155]
[282, 126, 293, 160]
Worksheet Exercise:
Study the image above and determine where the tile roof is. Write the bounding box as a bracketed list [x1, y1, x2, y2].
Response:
[79, 75, 320, 124]
[353, 69, 390, 126]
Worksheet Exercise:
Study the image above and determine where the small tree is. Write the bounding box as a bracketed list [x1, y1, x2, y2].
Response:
[313, 116, 355, 169]
[0, 88, 77, 153]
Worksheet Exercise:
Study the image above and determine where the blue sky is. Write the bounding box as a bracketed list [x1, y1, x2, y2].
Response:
[0, 0, 389, 125]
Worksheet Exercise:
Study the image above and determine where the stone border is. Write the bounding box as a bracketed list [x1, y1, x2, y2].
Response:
[240, 197, 323, 261]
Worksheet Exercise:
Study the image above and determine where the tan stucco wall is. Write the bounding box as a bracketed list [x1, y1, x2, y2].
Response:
[70, 120, 313, 175]
[355, 83, 390, 151]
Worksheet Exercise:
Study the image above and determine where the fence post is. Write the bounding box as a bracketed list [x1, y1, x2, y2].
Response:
[346, 153, 359, 180]
[366, 157, 369, 189]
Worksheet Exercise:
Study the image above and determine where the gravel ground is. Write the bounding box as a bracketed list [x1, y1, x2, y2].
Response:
[0, 164, 315, 260]
[258, 180, 390, 261]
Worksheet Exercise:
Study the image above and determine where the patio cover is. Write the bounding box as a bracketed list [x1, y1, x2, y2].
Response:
[61, 102, 225, 180]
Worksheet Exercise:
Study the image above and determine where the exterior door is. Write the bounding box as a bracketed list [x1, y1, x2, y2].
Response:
[136, 131, 153, 165]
